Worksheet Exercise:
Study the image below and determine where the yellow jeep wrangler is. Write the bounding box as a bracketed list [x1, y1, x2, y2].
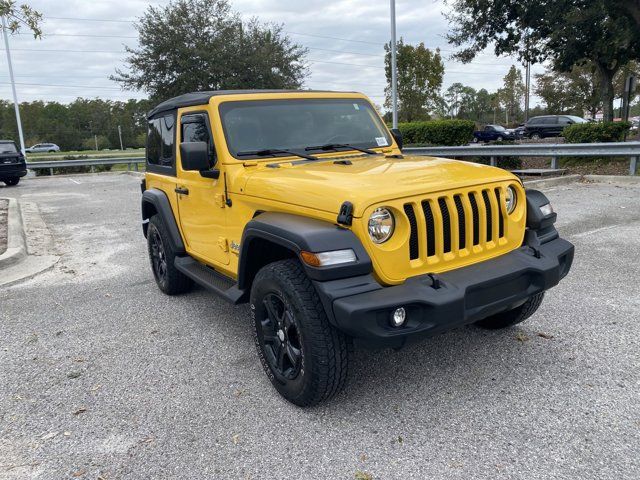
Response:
[141, 90, 574, 406]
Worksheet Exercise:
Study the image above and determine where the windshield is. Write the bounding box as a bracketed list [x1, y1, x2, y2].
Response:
[219, 98, 391, 159]
[492, 125, 506, 131]
[0, 143, 18, 154]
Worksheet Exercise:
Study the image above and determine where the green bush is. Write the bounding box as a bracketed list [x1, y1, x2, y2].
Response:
[398, 119, 475, 146]
[563, 121, 631, 143]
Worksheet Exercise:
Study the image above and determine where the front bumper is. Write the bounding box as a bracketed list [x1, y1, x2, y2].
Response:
[314, 237, 574, 348]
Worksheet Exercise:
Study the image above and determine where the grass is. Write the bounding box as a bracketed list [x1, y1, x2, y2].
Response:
[27, 149, 145, 161]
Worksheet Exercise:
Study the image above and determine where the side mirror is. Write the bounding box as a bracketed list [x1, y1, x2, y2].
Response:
[180, 142, 219, 179]
[390, 128, 403, 150]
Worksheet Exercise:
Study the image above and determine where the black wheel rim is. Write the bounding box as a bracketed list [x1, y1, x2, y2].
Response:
[259, 293, 303, 381]
[150, 226, 167, 283]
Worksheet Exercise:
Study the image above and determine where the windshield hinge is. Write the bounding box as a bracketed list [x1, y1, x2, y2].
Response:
[337, 201, 354, 226]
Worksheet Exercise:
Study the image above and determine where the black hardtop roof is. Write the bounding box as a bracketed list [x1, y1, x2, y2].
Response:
[147, 89, 356, 119]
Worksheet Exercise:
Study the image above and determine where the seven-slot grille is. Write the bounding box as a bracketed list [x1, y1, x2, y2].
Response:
[404, 187, 508, 261]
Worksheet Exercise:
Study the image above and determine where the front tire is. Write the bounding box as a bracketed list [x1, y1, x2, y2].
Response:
[147, 214, 192, 295]
[475, 293, 545, 329]
[4, 178, 19, 186]
[250, 259, 349, 407]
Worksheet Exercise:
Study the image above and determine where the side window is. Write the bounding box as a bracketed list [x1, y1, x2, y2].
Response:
[147, 119, 162, 165]
[558, 117, 571, 125]
[147, 114, 175, 169]
[181, 113, 216, 168]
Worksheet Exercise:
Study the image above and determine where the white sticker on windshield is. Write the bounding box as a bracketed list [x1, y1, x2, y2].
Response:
[375, 137, 387, 146]
[353, 103, 360, 110]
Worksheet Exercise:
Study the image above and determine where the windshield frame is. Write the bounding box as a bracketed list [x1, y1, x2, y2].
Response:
[218, 98, 392, 161]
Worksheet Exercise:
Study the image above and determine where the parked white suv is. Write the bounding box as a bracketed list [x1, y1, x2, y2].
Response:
[25, 143, 60, 153]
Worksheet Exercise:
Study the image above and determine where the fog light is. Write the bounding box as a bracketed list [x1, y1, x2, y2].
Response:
[390, 307, 406, 327]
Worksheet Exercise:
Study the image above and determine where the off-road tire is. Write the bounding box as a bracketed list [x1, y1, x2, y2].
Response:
[475, 293, 545, 329]
[250, 259, 349, 407]
[4, 178, 19, 186]
[147, 214, 192, 295]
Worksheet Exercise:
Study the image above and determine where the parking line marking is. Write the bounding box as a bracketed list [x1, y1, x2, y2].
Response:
[572, 224, 617, 238]
[69, 178, 81, 185]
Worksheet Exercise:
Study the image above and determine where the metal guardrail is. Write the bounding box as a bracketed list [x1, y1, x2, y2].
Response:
[405, 142, 640, 175]
[26, 157, 144, 175]
[25, 142, 640, 176]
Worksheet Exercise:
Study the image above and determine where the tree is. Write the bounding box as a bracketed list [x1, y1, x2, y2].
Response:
[534, 64, 601, 117]
[446, 0, 640, 120]
[384, 39, 445, 122]
[112, 0, 308, 100]
[0, 1, 42, 37]
[497, 66, 525, 124]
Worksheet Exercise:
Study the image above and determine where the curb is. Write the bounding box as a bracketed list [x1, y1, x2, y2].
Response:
[523, 174, 582, 189]
[0, 198, 27, 269]
[582, 174, 640, 185]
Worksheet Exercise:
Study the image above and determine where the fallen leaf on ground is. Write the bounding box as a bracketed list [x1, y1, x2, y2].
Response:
[397, 435, 403, 444]
[64, 431, 72, 437]
[516, 333, 529, 342]
[41, 432, 58, 440]
[234, 388, 247, 398]
[537, 332, 554, 339]
[73, 407, 87, 415]
[232, 434, 240, 445]
[359, 453, 367, 462]
[72, 470, 86, 477]
[354, 471, 373, 480]
[67, 370, 82, 379]
[90, 384, 102, 392]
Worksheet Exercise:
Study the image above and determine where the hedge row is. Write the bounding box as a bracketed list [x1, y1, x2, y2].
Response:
[564, 121, 631, 143]
[397, 119, 475, 146]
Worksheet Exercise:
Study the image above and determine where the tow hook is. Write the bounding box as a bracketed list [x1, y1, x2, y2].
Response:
[427, 273, 441, 289]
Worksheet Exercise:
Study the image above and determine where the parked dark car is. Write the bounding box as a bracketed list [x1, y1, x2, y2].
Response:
[0, 140, 27, 186]
[472, 124, 515, 143]
[524, 115, 587, 139]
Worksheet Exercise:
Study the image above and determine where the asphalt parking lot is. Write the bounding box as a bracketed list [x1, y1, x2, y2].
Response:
[1, 173, 639, 479]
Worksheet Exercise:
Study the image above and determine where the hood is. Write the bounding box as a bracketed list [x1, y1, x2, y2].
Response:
[239, 154, 519, 217]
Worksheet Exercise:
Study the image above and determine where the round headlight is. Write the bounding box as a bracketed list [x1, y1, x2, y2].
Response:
[368, 208, 395, 244]
[505, 186, 517, 214]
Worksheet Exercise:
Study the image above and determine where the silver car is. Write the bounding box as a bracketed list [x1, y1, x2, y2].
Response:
[25, 143, 60, 153]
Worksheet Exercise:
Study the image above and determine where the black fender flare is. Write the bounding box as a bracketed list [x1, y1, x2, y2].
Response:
[141, 189, 185, 254]
[237, 212, 372, 290]
[524, 189, 558, 246]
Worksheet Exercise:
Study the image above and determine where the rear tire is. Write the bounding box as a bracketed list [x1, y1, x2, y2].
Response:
[4, 178, 19, 186]
[147, 214, 192, 295]
[531, 133, 541, 140]
[475, 293, 545, 329]
[250, 259, 349, 407]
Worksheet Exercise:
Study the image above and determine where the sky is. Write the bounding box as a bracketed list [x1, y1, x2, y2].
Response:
[0, 0, 547, 107]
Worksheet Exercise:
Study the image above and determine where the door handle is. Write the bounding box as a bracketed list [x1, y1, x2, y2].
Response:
[175, 187, 189, 195]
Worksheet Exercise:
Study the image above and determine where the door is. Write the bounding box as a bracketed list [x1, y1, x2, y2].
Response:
[175, 111, 230, 266]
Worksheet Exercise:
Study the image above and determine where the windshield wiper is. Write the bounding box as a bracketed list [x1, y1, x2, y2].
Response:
[237, 148, 318, 161]
[304, 143, 378, 155]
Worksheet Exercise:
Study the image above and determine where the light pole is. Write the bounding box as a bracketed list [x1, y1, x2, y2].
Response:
[1, 16, 26, 155]
[390, 0, 398, 129]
